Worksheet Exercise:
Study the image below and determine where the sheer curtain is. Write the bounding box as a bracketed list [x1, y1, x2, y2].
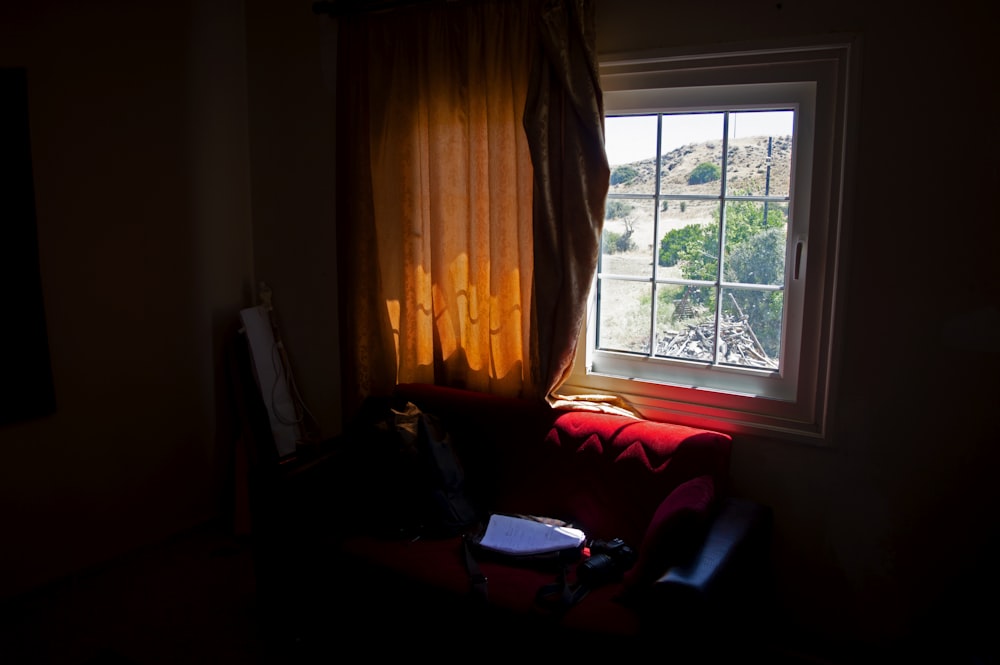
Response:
[336, 0, 608, 416]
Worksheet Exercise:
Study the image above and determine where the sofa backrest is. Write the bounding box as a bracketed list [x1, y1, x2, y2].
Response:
[393, 383, 733, 548]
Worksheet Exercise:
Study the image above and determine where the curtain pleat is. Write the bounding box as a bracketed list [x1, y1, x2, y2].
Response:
[337, 22, 399, 416]
[524, 0, 609, 399]
[336, 0, 607, 416]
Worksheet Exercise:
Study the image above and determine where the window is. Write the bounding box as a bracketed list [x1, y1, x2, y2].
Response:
[562, 40, 858, 442]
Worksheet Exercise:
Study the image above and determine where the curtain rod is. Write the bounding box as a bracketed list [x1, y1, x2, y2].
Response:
[312, 0, 455, 16]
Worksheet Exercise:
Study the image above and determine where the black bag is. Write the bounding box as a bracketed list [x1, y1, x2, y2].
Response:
[347, 397, 480, 540]
[409, 406, 480, 537]
[460, 513, 589, 612]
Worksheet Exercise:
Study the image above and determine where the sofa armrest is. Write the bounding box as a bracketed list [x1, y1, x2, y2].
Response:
[649, 497, 773, 608]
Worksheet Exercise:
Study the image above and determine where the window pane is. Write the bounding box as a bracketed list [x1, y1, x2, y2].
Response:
[673, 218, 719, 283]
[607, 115, 658, 195]
[723, 201, 787, 286]
[720, 287, 782, 368]
[654, 285, 716, 361]
[602, 199, 656, 275]
[597, 279, 651, 354]
[655, 199, 716, 278]
[660, 113, 724, 197]
[726, 110, 793, 198]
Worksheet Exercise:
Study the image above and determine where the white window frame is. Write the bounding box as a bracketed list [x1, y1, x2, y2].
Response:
[562, 38, 858, 443]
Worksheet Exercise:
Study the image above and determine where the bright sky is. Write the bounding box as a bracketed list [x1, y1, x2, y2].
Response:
[604, 110, 794, 166]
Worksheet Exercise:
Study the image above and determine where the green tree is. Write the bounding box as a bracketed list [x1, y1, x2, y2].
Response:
[658, 224, 707, 267]
[723, 198, 785, 248]
[655, 190, 788, 353]
[725, 227, 786, 356]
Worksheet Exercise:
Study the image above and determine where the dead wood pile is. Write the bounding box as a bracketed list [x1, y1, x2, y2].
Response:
[655, 316, 778, 369]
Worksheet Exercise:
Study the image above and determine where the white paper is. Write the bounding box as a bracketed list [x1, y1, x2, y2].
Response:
[477, 514, 585, 555]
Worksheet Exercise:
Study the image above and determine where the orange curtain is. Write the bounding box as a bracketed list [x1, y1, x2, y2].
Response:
[336, 0, 608, 416]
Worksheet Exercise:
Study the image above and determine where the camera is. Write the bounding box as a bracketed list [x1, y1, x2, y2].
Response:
[576, 538, 637, 586]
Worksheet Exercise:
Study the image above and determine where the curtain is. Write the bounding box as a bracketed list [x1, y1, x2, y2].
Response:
[336, 0, 608, 417]
[524, 0, 609, 399]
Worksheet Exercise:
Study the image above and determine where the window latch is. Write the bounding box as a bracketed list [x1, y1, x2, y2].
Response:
[793, 238, 806, 280]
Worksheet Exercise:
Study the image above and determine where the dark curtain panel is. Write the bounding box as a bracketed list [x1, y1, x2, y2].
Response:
[524, 0, 609, 398]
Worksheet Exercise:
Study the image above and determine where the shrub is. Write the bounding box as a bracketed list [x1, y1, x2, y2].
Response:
[610, 165, 639, 185]
[603, 229, 635, 254]
[687, 162, 721, 185]
[605, 201, 634, 220]
[658, 224, 707, 267]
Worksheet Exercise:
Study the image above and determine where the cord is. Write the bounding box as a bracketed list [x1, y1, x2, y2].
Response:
[258, 282, 322, 447]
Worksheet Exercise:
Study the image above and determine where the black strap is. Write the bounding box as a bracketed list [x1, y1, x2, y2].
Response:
[462, 535, 591, 617]
[462, 536, 489, 604]
[534, 564, 590, 618]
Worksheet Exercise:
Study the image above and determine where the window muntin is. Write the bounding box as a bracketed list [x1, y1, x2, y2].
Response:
[599, 109, 793, 372]
[563, 42, 855, 442]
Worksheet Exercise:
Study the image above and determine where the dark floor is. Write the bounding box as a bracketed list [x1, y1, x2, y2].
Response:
[2, 520, 992, 665]
[0, 518, 821, 665]
[0, 519, 795, 664]
[0, 522, 275, 665]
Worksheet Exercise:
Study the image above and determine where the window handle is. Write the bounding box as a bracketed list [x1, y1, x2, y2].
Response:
[793, 239, 805, 280]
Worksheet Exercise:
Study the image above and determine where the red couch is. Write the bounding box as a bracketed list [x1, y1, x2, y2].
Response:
[311, 383, 773, 655]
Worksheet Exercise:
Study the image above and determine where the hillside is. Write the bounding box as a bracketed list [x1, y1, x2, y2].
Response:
[606, 134, 792, 233]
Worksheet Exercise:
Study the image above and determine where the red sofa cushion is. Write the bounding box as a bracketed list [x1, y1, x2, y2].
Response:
[391, 383, 731, 549]
[536, 411, 728, 547]
[622, 473, 717, 595]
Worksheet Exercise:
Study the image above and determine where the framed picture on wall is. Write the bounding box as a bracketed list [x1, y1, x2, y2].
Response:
[1, 68, 56, 426]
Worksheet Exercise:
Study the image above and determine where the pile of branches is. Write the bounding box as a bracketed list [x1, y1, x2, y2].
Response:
[655, 316, 778, 369]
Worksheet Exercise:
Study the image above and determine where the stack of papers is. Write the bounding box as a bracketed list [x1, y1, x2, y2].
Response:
[476, 514, 585, 555]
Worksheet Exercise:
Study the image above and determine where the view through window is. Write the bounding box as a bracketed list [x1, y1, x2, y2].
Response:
[564, 41, 857, 441]
[599, 110, 794, 371]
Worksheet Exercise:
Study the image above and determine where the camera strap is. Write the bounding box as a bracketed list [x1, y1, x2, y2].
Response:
[461, 536, 490, 605]
[534, 566, 591, 618]
[460, 534, 590, 617]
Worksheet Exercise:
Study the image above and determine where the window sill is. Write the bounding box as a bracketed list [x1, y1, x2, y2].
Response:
[559, 370, 832, 445]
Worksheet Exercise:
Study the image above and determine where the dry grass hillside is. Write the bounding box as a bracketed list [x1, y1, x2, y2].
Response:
[606, 134, 792, 236]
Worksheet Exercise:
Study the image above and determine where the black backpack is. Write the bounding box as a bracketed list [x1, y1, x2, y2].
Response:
[346, 397, 480, 540]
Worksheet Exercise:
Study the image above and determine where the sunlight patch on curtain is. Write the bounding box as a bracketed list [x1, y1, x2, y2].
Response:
[363, 0, 536, 397]
[337, 0, 610, 410]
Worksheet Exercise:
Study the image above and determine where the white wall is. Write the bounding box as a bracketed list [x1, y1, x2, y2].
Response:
[244, 0, 342, 442]
[0, 0, 254, 600]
